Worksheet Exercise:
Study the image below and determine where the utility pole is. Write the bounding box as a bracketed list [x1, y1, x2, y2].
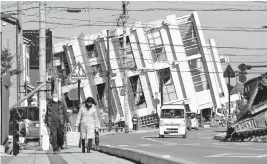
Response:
[107, 30, 113, 131]
[39, 1, 49, 151]
[16, 1, 22, 105]
[122, 1, 130, 133]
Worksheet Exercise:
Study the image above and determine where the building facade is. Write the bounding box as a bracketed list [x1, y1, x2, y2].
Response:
[53, 12, 229, 128]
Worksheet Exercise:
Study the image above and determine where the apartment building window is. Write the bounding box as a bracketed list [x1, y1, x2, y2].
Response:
[86, 44, 98, 58]
[157, 68, 177, 103]
[129, 75, 147, 110]
[118, 36, 136, 69]
[146, 29, 167, 62]
[188, 58, 209, 92]
[91, 64, 102, 77]
[178, 22, 200, 57]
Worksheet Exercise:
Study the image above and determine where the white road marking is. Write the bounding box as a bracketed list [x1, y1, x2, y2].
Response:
[139, 144, 152, 147]
[205, 153, 230, 157]
[117, 145, 129, 147]
[205, 153, 267, 158]
[164, 143, 177, 146]
[258, 154, 267, 158]
[141, 135, 265, 151]
[163, 155, 171, 158]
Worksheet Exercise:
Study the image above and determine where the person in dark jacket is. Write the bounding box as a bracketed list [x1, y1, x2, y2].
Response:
[132, 114, 138, 131]
[45, 93, 70, 154]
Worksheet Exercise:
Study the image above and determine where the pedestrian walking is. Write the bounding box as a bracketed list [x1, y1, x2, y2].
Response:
[45, 93, 71, 154]
[132, 114, 138, 131]
[75, 97, 98, 153]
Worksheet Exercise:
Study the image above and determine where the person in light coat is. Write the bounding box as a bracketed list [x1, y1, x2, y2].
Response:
[75, 97, 98, 153]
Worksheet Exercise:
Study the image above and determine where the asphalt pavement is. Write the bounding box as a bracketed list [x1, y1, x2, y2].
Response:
[99, 128, 267, 164]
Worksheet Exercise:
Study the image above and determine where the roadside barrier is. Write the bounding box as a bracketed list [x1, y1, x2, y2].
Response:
[92, 144, 196, 164]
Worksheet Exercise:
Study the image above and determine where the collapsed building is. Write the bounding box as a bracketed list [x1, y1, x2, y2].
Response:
[52, 12, 229, 128]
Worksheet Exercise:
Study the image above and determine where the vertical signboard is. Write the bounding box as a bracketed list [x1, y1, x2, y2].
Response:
[23, 29, 52, 69]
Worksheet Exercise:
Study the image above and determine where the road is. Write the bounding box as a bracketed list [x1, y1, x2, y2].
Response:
[100, 128, 267, 164]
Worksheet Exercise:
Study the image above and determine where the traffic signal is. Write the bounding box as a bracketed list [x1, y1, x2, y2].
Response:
[238, 63, 248, 83]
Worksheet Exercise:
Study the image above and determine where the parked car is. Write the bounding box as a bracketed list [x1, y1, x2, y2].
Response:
[185, 115, 192, 131]
[9, 106, 39, 140]
[186, 112, 199, 130]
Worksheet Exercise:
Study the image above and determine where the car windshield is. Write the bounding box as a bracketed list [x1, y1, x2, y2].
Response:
[161, 109, 184, 118]
[186, 113, 196, 119]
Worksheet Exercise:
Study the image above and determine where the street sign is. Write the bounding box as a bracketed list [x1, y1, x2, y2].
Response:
[223, 65, 235, 78]
[68, 88, 78, 100]
[70, 62, 87, 80]
[67, 74, 78, 84]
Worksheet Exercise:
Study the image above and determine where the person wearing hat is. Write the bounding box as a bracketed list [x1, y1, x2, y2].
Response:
[45, 93, 70, 154]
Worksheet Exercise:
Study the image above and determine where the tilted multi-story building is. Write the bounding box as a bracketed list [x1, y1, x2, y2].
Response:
[53, 12, 229, 128]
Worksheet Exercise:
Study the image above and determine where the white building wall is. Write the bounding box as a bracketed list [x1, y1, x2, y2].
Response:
[164, 15, 200, 113]
[128, 33, 155, 117]
[131, 22, 160, 114]
[160, 26, 185, 101]
[208, 39, 229, 107]
[191, 12, 221, 111]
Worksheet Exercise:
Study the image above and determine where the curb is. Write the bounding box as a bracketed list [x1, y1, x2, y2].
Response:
[92, 145, 196, 164]
[100, 129, 158, 136]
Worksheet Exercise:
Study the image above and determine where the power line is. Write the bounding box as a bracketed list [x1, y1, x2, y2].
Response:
[24, 20, 267, 33]
[45, 6, 267, 12]
[48, 35, 267, 51]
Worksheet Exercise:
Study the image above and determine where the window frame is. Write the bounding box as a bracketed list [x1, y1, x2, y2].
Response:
[129, 75, 147, 110]
[146, 29, 167, 63]
[86, 44, 99, 59]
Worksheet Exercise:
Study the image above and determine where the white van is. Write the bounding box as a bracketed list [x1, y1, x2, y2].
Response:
[159, 104, 187, 138]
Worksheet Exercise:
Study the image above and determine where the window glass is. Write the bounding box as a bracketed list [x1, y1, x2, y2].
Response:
[161, 109, 184, 118]
[188, 58, 209, 92]
[157, 68, 178, 102]
[146, 29, 167, 62]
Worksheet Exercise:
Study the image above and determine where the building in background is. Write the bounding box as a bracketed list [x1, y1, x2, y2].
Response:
[9, 37, 32, 107]
[52, 12, 229, 128]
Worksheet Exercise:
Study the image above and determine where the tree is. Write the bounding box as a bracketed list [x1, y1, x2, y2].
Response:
[1, 47, 21, 76]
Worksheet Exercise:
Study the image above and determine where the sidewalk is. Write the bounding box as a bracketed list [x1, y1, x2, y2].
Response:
[1, 147, 135, 164]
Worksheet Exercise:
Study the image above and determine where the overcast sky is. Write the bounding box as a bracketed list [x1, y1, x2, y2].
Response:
[1, 1, 267, 83]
